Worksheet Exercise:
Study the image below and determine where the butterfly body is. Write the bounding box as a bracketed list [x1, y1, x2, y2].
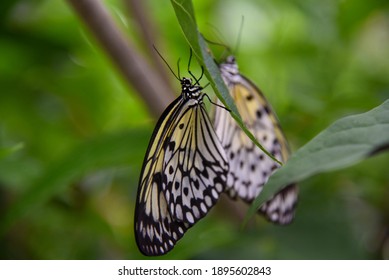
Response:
[135, 77, 228, 256]
[214, 56, 298, 225]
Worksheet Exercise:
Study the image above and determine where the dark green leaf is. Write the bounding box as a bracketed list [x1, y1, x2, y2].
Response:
[246, 99, 389, 222]
[0, 143, 24, 160]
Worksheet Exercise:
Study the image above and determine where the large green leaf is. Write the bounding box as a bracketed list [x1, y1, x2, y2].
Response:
[170, 0, 282, 164]
[0, 128, 150, 235]
[246, 99, 389, 221]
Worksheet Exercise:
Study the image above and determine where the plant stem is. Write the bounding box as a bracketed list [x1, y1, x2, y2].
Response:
[66, 0, 175, 117]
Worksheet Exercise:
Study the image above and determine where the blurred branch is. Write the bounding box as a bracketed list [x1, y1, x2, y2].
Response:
[66, 0, 174, 117]
[124, 0, 171, 85]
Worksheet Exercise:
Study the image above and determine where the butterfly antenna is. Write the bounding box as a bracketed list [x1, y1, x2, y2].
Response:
[233, 16, 244, 56]
[203, 35, 231, 62]
[197, 66, 205, 84]
[177, 58, 181, 80]
[152, 45, 180, 81]
[203, 37, 230, 50]
[205, 22, 227, 45]
[186, 48, 205, 85]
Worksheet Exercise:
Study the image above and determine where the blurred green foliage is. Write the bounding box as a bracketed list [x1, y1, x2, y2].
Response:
[0, 0, 388, 259]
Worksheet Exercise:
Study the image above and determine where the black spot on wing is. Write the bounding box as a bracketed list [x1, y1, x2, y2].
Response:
[213, 65, 299, 225]
[259, 183, 298, 225]
[162, 102, 228, 229]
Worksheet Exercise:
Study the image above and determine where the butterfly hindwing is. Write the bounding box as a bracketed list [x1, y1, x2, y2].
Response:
[214, 56, 298, 225]
[258, 183, 297, 224]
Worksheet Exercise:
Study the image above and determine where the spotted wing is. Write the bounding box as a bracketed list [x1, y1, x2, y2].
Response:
[163, 102, 228, 225]
[214, 74, 298, 224]
[135, 96, 228, 256]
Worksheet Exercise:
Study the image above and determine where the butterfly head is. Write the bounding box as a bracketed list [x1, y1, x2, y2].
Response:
[181, 77, 203, 100]
[225, 55, 236, 64]
[220, 56, 240, 83]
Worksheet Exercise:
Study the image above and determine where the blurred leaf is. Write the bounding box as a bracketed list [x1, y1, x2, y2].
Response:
[170, 0, 282, 164]
[246, 99, 389, 221]
[338, 0, 389, 38]
[170, 0, 200, 54]
[0, 128, 150, 235]
[0, 142, 24, 160]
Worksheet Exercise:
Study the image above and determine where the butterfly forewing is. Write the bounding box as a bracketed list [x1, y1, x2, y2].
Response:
[135, 78, 228, 256]
[214, 56, 298, 225]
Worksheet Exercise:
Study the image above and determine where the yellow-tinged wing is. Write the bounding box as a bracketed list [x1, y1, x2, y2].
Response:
[214, 56, 298, 224]
[135, 78, 228, 256]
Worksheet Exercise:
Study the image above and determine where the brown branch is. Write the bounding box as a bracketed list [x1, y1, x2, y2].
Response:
[66, 0, 175, 118]
[125, 0, 171, 85]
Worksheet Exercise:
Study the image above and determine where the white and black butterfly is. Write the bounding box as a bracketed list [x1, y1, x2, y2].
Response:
[134, 60, 229, 255]
[213, 56, 298, 224]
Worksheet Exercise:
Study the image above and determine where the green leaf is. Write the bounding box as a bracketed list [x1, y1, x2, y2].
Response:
[170, 0, 282, 164]
[245, 99, 389, 222]
[0, 128, 150, 235]
[170, 0, 200, 55]
[0, 143, 24, 160]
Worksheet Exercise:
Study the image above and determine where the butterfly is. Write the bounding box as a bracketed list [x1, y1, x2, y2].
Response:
[134, 73, 229, 256]
[213, 55, 298, 224]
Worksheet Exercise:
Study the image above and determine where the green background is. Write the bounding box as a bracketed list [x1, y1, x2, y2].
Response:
[0, 0, 388, 259]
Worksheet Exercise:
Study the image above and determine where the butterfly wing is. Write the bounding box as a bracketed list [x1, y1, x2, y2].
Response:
[163, 101, 228, 225]
[214, 60, 298, 224]
[135, 95, 228, 256]
[135, 96, 186, 256]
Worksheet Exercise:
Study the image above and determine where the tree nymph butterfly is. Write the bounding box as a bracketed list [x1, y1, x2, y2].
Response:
[213, 55, 298, 224]
[134, 54, 228, 256]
